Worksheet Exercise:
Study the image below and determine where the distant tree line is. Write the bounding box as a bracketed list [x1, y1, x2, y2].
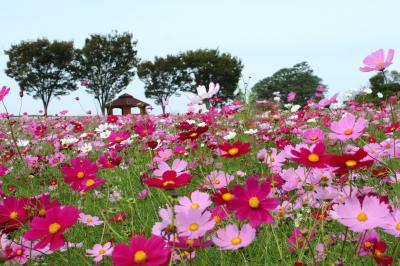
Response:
[4, 31, 243, 115]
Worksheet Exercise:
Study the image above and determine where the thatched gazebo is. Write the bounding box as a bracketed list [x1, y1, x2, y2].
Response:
[106, 94, 150, 115]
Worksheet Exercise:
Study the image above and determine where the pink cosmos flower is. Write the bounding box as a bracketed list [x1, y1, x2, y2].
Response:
[153, 159, 188, 177]
[230, 177, 279, 227]
[281, 167, 307, 191]
[0, 86, 10, 101]
[204, 170, 234, 189]
[9, 240, 30, 264]
[175, 191, 212, 214]
[287, 91, 296, 102]
[334, 196, 390, 232]
[303, 127, 325, 144]
[78, 213, 103, 226]
[86, 242, 113, 262]
[360, 49, 395, 72]
[176, 209, 215, 239]
[152, 207, 174, 236]
[328, 113, 366, 141]
[154, 149, 173, 163]
[382, 208, 400, 237]
[212, 224, 255, 250]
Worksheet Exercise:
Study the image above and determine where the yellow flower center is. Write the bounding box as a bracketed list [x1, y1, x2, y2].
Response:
[190, 203, 199, 209]
[231, 237, 242, 245]
[213, 215, 221, 223]
[98, 249, 106, 255]
[357, 212, 368, 222]
[222, 193, 233, 201]
[38, 208, 46, 216]
[270, 157, 275, 162]
[115, 136, 121, 141]
[186, 239, 194, 247]
[134, 250, 147, 263]
[77, 171, 85, 179]
[395, 223, 400, 231]
[9, 211, 18, 219]
[87, 218, 93, 223]
[189, 223, 199, 231]
[162, 180, 175, 187]
[228, 147, 239, 156]
[248, 197, 260, 208]
[86, 179, 95, 187]
[16, 249, 23, 256]
[344, 128, 353, 135]
[308, 153, 320, 162]
[376, 60, 383, 69]
[310, 135, 318, 141]
[190, 132, 198, 137]
[345, 160, 357, 167]
[375, 249, 383, 258]
[214, 179, 220, 184]
[49, 223, 61, 234]
[364, 241, 372, 249]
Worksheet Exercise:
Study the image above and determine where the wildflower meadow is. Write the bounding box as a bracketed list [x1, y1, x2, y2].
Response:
[0, 49, 399, 266]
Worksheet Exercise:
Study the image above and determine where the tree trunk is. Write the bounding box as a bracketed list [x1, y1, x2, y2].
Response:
[42, 101, 48, 116]
[161, 104, 166, 115]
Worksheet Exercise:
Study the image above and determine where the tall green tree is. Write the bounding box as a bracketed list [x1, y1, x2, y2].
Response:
[73, 32, 139, 115]
[138, 55, 190, 114]
[5, 39, 77, 115]
[250, 62, 323, 106]
[179, 49, 243, 104]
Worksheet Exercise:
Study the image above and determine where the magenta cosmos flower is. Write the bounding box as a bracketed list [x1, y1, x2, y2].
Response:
[0, 86, 10, 101]
[334, 196, 390, 232]
[303, 127, 325, 144]
[360, 49, 394, 72]
[112, 235, 170, 266]
[230, 177, 279, 227]
[328, 113, 366, 141]
[212, 224, 256, 250]
[24, 206, 79, 250]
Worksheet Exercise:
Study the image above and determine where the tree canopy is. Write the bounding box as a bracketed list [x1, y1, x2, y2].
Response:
[179, 49, 243, 104]
[250, 62, 323, 106]
[138, 55, 190, 114]
[73, 32, 139, 115]
[5, 39, 77, 115]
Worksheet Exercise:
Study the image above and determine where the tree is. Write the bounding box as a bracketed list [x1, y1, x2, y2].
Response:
[179, 49, 243, 105]
[370, 71, 400, 97]
[250, 62, 323, 106]
[138, 55, 190, 114]
[5, 39, 77, 115]
[73, 32, 139, 115]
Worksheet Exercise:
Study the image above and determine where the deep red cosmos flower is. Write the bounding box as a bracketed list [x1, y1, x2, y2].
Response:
[218, 141, 250, 158]
[211, 187, 234, 209]
[107, 114, 119, 124]
[178, 126, 208, 141]
[0, 196, 29, 233]
[373, 241, 393, 266]
[62, 158, 98, 186]
[133, 120, 156, 137]
[24, 206, 79, 250]
[328, 149, 374, 175]
[112, 235, 171, 266]
[30, 194, 61, 218]
[109, 211, 127, 223]
[230, 177, 279, 227]
[97, 151, 122, 169]
[143, 170, 192, 189]
[291, 143, 333, 168]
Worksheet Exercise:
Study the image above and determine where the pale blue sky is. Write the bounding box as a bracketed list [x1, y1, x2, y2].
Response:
[1, 0, 399, 115]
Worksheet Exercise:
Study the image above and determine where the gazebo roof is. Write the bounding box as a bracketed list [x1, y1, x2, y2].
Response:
[106, 94, 150, 108]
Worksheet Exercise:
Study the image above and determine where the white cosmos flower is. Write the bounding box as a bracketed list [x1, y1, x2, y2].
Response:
[244, 129, 258, 135]
[377, 92, 383, 98]
[223, 131, 236, 140]
[273, 97, 281, 102]
[290, 105, 301, 112]
[17, 139, 29, 147]
[79, 143, 93, 153]
[186, 82, 220, 104]
[100, 130, 111, 139]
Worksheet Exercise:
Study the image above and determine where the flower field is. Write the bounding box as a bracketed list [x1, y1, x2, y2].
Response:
[0, 50, 399, 266]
